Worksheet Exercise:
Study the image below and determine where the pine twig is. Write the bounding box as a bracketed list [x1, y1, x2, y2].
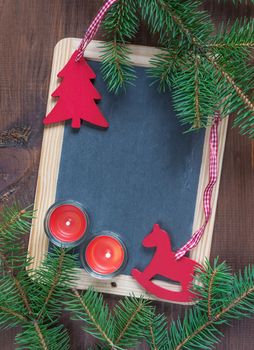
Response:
[205, 54, 254, 113]
[149, 323, 158, 350]
[207, 42, 254, 48]
[174, 284, 254, 350]
[37, 248, 66, 321]
[207, 268, 219, 320]
[0, 306, 27, 322]
[33, 321, 49, 350]
[0, 250, 33, 316]
[156, 0, 254, 114]
[101, 0, 139, 93]
[0, 208, 26, 233]
[0, 250, 49, 349]
[194, 55, 201, 128]
[72, 289, 116, 348]
[114, 298, 144, 345]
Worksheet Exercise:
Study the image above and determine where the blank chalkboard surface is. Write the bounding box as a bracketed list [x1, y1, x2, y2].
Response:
[28, 38, 228, 303]
[56, 61, 205, 274]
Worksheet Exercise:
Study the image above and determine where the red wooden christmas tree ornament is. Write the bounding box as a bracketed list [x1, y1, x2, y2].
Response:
[131, 224, 201, 302]
[43, 50, 109, 129]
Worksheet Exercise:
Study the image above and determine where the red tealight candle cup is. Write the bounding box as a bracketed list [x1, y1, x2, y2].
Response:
[81, 231, 128, 279]
[44, 200, 89, 247]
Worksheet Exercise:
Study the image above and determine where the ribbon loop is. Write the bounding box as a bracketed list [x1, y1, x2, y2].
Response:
[76, 0, 118, 62]
[175, 112, 220, 260]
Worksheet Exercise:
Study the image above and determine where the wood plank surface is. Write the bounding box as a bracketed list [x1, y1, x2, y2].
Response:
[0, 0, 253, 349]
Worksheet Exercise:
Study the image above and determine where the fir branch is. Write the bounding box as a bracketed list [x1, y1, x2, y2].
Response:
[67, 288, 116, 348]
[16, 323, 70, 350]
[173, 54, 218, 129]
[0, 205, 32, 241]
[37, 249, 66, 320]
[66, 290, 153, 349]
[149, 324, 157, 350]
[207, 42, 254, 48]
[0, 204, 76, 349]
[145, 314, 169, 350]
[13, 277, 33, 316]
[0, 206, 49, 348]
[100, 0, 254, 136]
[149, 48, 182, 91]
[33, 321, 48, 350]
[0, 305, 27, 322]
[100, 41, 135, 93]
[19, 296, 49, 350]
[209, 19, 254, 50]
[174, 287, 254, 350]
[101, 0, 139, 93]
[35, 247, 77, 321]
[113, 296, 153, 348]
[206, 52, 254, 112]
[0, 217, 48, 350]
[158, 0, 250, 105]
[0, 306, 26, 321]
[140, 1, 254, 135]
[207, 270, 217, 320]
[194, 55, 201, 128]
[138, 0, 213, 47]
[168, 261, 254, 350]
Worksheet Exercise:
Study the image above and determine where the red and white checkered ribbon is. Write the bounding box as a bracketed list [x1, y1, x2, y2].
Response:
[75, 1, 221, 259]
[175, 112, 220, 260]
[76, 0, 118, 61]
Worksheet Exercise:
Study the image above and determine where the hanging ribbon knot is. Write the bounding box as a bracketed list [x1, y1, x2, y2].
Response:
[76, 0, 119, 62]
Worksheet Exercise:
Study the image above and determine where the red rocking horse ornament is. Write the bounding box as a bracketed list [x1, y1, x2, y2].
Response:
[131, 224, 201, 302]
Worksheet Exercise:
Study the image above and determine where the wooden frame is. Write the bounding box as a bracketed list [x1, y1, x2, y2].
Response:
[28, 38, 228, 304]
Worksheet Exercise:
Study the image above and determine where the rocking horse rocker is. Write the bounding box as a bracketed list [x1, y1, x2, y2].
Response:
[131, 224, 200, 302]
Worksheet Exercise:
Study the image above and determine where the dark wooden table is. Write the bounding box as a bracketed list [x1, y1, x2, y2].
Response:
[0, 1, 253, 349]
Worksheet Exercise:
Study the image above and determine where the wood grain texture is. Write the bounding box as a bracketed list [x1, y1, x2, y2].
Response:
[0, 0, 253, 349]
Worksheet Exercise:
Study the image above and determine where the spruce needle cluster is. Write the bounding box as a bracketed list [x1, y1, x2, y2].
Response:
[2, 205, 254, 349]
[101, 0, 254, 137]
[0, 205, 77, 349]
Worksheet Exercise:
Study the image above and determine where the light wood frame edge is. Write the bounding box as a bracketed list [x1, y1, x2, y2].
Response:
[28, 38, 228, 304]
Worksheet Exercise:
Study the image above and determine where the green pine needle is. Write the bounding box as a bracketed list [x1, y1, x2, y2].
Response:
[113, 295, 153, 348]
[2, 204, 254, 349]
[65, 290, 154, 349]
[100, 0, 254, 137]
[172, 53, 220, 129]
[66, 288, 116, 347]
[0, 204, 78, 349]
[101, 0, 139, 93]
[15, 322, 70, 350]
[31, 247, 78, 321]
[167, 260, 254, 350]
[145, 313, 169, 350]
[100, 41, 136, 94]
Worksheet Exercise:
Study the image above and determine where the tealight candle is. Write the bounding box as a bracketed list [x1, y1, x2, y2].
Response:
[44, 200, 89, 247]
[81, 231, 127, 278]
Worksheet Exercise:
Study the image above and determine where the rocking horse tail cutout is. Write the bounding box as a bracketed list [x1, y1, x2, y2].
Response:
[131, 224, 201, 302]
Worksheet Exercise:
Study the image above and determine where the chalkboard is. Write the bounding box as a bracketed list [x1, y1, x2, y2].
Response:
[56, 60, 205, 274]
[28, 38, 228, 303]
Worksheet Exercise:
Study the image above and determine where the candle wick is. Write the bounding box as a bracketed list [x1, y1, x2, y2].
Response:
[105, 251, 111, 259]
[66, 220, 71, 227]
